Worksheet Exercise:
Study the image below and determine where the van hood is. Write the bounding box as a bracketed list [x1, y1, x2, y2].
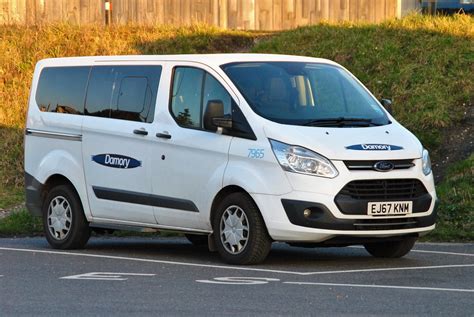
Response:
[263, 122, 422, 160]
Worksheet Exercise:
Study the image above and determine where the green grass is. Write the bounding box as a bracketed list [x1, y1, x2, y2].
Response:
[0, 209, 42, 236]
[425, 155, 474, 241]
[0, 207, 183, 238]
[0, 185, 24, 209]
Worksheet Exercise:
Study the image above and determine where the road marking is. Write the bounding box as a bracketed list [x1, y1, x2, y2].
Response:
[411, 249, 474, 257]
[0, 247, 304, 275]
[0, 247, 473, 276]
[284, 281, 474, 293]
[61, 272, 156, 281]
[196, 277, 280, 285]
[298, 264, 474, 275]
[350, 245, 474, 257]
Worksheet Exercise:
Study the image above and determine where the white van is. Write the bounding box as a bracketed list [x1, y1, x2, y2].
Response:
[25, 54, 437, 264]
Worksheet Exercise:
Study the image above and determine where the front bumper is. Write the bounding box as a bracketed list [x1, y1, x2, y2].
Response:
[251, 189, 437, 243]
[281, 198, 437, 231]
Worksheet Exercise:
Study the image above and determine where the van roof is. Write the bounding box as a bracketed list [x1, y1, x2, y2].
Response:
[37, 53, 337, 68]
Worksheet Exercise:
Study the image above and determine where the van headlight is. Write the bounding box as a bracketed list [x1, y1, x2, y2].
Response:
[269, 139, 338, 178]
[422, 148, 432, 176]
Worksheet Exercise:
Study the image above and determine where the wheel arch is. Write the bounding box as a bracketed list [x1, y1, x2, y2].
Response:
[38, 173, 90, 220]
[210, 185, 269, 231]
[43, 174, 77, 198]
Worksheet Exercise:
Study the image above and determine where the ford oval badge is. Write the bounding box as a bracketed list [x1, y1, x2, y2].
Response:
[373, 161, 394, 172]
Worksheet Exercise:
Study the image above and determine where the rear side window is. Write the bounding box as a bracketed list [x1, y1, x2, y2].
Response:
[85, 66, 162, 123]
[35, 66, 90, 114]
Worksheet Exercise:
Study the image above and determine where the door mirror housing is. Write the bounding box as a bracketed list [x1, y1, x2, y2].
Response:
[212, 117, 233, 129]
[203, 99, 232, 131]
[380, 98, 393, 115]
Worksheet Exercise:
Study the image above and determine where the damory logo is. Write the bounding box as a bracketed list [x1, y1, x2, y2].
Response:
[345, 144, 404, 151]
[92, 154, 141, 169]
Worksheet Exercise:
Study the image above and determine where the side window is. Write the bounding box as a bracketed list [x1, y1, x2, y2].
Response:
[85, 66, 161, 123]
[203, 74, 232, 116]
[170, 67, 232, 130]
[170, 67, 204, 128]
[35, 66, 90, 114]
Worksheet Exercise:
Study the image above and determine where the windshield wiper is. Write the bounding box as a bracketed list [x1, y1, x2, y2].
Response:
[303, 117, 383, 127]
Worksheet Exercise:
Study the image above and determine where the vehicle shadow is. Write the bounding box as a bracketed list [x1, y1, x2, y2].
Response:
[81, 236, 423, 269]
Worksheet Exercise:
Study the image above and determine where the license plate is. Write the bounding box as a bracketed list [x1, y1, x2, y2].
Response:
[367, 201, 413, 216]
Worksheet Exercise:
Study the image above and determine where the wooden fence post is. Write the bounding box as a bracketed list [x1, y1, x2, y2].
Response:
[105, 0, 111, 25]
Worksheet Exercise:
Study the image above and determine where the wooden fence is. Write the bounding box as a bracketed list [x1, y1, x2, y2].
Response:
[0, 0, 410, 30]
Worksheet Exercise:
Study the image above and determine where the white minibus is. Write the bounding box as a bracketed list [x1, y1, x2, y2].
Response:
[25, 54, 437, 264]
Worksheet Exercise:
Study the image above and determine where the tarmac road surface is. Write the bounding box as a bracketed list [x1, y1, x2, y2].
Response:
[0, 237, 473, 316]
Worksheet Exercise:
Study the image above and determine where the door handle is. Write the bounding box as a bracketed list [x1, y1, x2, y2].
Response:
[156, 132, 172, 139]
[133, 129, 148, 136]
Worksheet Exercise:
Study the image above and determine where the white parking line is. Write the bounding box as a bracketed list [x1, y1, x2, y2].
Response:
[284, 281, 474, 293]
[350, 245, 474, 257]
[1, 246, 473, 276]
[302, 263, 474, 275]
[0, 247, 304, 275]
[411, 249, 474, 257]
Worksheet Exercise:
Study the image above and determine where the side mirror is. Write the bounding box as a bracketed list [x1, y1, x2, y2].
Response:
[380, 98, 393, 115]
[212, 117, 233, 129]
[203, 99, 232, 131]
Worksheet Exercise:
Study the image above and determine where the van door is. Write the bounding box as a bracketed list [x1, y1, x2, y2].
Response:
[149, 65, 236, 230]
[82, 65, 162, 224]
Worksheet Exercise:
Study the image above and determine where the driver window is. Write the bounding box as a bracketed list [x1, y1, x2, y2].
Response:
[170, 66, 232, 130]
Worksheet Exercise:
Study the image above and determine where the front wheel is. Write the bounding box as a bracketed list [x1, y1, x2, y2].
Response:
[212, 192, 272, 265]
[42, 184, 90, 249]
[364, 237, 417, 258]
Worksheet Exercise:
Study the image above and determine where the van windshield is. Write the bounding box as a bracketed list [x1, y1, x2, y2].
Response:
[221, 62, 390, 127]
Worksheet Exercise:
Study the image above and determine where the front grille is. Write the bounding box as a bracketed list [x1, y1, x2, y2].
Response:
[353, 218, 418, 230]
[338, 179, 427, 200]
[344, 159, 415, 171]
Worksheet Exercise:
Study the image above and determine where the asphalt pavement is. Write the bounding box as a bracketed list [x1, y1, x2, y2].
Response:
[0, 237, 473, 316]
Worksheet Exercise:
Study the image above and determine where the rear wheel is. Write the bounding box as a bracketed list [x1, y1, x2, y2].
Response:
[42, 184, 90, 249]
[185, 234, 208, 247]
[364, 237, 417, 258]
[212, 192, 272, 265]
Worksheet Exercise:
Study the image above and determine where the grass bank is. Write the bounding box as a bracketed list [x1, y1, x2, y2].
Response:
[0, 14, 472, 240]
[427, 155, 473, 241]
[252, 14, 474, 151]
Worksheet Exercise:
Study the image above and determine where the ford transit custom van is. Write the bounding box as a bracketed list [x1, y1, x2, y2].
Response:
[25, 54, 437, 264]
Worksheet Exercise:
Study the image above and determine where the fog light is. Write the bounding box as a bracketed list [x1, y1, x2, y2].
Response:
[303, 209, 312, 218]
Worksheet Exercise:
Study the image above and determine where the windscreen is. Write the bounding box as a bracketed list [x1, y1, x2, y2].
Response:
[221, 62, 390, 127]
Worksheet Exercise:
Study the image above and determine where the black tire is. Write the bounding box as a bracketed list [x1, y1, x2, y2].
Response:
[185, 234, 208, 246]
[364, 237, 417, 258]
[212, 192, 272, 265]
[42, 184, 90, 249]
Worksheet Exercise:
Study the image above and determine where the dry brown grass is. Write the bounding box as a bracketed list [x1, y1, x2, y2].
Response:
[0, 24, 257, 191]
